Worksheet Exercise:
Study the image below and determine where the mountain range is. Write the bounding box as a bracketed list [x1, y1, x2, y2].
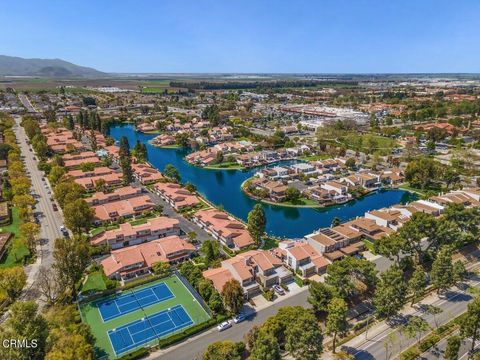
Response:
[0, 55, 105, 77]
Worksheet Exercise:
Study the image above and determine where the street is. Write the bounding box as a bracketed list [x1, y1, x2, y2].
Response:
[420, 329, 477, 360]
[342, 273, 480, 360]
[12, 115, 64, 305]
[148, 289, 310, 360]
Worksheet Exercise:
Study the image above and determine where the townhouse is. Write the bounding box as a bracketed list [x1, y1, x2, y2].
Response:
[274, 241, 331, 277]
[131, 163, 163, 184]
[62, 151, 101, 169]
[101, 236, 196, 282]
[91, 216, 181, 249]
[68, 166, 123, 190]
[85, 186, 143, 206]
[203, 249, 293, 298]
[193, 208, 255, 250]
[92, 194, 155, 224]
[320, 181, 350, 203]
[153, 182, 200, 210]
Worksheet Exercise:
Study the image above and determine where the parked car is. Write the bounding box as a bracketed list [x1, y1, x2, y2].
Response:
[52, 204, 58, 211]
[217, 321, 232, 332]
[273, 285, 285, 296]
[233, 314, 246, 324]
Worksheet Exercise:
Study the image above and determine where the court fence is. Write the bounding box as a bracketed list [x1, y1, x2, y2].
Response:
[174, 270, 213, 317]
[78, 273, 171, 305]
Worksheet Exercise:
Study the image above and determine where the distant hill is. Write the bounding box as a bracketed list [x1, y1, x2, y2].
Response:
[0, 55, 106, 77]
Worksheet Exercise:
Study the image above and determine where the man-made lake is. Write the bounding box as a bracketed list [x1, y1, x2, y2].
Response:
[109, 124, 417, 239]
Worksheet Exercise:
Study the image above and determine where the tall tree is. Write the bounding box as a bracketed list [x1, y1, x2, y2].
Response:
[458, 295, 480, 354]
[373, 266, 407, 320]
[0, 301, 49, 360]
[63, 199, 94, 234]
[403, 316, 430, 346]
[0, 267, 26, 301]
[408, 265, 428, 305]
[221, 280, 244, 315]
[120, 156, 134, 185]
[53, 235, 90, 299]
[326, 297, 348, 353]
[163, 164, 181, 182]
[308, 281, 333, 314]
[431, 246, 454, 293]
[202, 341, 244, 360]
[444, 335, 461, 360]
[250, 330, 280, 360]
[118, 136, 130, 158]
[247, 204, 266, 246]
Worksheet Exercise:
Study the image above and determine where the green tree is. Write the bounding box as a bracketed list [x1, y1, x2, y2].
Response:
[184, 182, 197, 193]
[250, 330, 280, 360]
[426, 305, 443, 329]
[373, 266, 407, 319]
[308, 281, 333, 314]
[53, 181, 85, 208]
[120, 155, 134, 185]
[284, 308, 323, 360]
[431, 246, 454, 293]
[326, 297, 348, 353]
[458, 295, 480, 354]
[331, 217, 341, 227]
[0, 267, 26, 301]
[325, 257, 377, 299]
[374, 233, 406, 264]
[201, 240, 220, 263]
[444, 335, 461, 360]
[403, 316, 430, 345]
[118, 136, 130, 158]
[0, 301, 49, 360]
[221, 279, 244, 315]
[48, 165, 66, 185]
[408, 265, 428, 305]
[63, 199, 94, 234]
[202, 341, 244, 360]
[453, 261, 467, 285]
[151, 262, 171, 277]
[163, 164, 181, 182]
[247, 204, 266, 246]
[53, 235, 90, 299]
[20, 222, 40, 253]
[285, 187, 301, 202]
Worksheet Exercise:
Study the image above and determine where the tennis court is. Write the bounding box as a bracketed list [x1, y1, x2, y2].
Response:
[98, 282, 174, 321]
[108, 304, 193, 356]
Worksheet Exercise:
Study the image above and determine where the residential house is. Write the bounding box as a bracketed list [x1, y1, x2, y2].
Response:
[91, 216, 181, 249]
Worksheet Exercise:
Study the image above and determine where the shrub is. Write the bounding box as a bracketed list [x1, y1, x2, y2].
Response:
[262, 289, 274, 301]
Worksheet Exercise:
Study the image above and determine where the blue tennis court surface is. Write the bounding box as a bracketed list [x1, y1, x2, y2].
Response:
[97, 283, 174, 321]
[108, 304, 193, 355]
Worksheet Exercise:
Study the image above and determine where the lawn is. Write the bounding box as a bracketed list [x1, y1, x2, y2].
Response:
[80, 275, 211, 359]
[362, 239, 376, 254]
[81, 271, 107, 293]
[261, 237, 279, 250]
[279, 197, 321, 207]
[204, 162, 245, 170]
[0, 208, 30, 268]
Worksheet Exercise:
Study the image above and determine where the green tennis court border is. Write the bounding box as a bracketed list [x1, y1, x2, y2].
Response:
[79, 274, 211, 359]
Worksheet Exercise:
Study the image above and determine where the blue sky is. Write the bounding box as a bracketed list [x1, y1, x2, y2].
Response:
[1, 0, 479, 73]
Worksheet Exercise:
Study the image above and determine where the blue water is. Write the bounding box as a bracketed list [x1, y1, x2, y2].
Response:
[109, 124, 417, 239]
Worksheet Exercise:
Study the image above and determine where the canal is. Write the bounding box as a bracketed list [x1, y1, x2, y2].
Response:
[109, 124, 417, 238]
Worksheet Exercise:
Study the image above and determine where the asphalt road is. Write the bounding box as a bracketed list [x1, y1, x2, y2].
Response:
[18, 93, 37, 113]
[343, 275, 480, 360]
[420, 329, 478, 360]
[13, 116, 64, 305]
[148, 289, 310, 360]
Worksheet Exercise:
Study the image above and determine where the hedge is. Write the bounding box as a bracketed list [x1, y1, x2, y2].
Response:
[117, 347, 148, 360]
[158, 314, 229, 349]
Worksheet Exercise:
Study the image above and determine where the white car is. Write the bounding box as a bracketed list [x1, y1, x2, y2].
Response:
[217, 321, 232, 332]
[273, 285, 285, 295]
[60, 226, 65, 232]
